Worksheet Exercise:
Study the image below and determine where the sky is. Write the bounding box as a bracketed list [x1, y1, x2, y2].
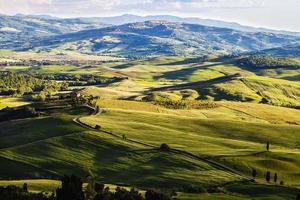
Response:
[0, 0, 300, 32]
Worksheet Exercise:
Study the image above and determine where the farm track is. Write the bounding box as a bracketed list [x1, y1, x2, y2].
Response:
[73, 104, 251, 181]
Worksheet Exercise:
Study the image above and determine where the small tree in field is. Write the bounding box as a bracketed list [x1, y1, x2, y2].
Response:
[280, 180, 284, 185]
[252, 169, 257, 179]
[266, 141, 270, 151]
[22, 183, 28, 193]
[266, 171, 271, 182]
[160, 143, 171, 152]
[95, 125, 101, 130]
[274, 173, 278, 183]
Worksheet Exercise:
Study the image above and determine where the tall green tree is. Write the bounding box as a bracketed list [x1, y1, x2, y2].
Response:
[266, 141, 270, 151]
[266, 171, 271, 182]
[252, 169, 257, 179]
[274, 173, 278, 183]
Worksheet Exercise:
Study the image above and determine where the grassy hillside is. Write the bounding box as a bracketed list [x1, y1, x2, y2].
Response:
[80, 100, 300, 185]
[1, 55, 298, 107]
[2, 99, 299, 188]
[0, 104, 240, 190]
[0, 97, 31, 110]
[0, 54, 299, 198]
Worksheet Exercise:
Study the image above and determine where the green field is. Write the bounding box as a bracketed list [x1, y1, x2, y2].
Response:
[0, 55, 299, 199]
[0, 105, 239, 188]
[0, 97, 31, 110]
[80, 100, 300, 185]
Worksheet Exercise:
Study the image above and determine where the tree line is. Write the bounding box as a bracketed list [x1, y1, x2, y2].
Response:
[0, 72, 67, 101]
[237, 55, 300, 69]
[33, 74, 124, 87]
[0, 174, 174, 200]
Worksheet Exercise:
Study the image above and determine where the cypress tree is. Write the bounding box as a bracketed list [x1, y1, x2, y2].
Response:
[274, 173, 278, 183]
[266, 171, 271, 182]
[252, 169, 257, 179]
[22, 183, 28, 193]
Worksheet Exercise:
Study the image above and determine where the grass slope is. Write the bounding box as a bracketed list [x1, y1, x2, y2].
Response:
[0, 105, 239, 189]
[81, 100, 300, 185]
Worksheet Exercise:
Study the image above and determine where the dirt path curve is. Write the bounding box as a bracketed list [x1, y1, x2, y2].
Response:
[73, 104, 251, 181]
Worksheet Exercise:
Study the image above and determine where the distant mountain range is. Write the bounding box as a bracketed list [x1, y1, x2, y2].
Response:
[0, 14, 300, 57]
[16, 21, 299, 57]
[78, 14, 300, 36]
[0, 14, 106, 49]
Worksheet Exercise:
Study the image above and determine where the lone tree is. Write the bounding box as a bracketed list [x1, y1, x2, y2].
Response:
[266, 171, 271, 182]
[22, 183, 28, 193]
[95, 125, 101, 130]
[280, 180, 284, 185]
[274, 173, 278, 183]
[266, 141, 270, 151]
[160, 143, 171, 152]
[252, 169, 257, 179]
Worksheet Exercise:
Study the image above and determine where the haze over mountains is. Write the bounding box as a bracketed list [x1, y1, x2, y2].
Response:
[0, 14, 300, 57]
[78, 14, 300, 36]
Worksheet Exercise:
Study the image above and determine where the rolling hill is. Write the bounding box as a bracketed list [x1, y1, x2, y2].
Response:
[0, 15, 106, 49]
[250, 45, 300, 57]
[78, 14, 300, 36]
[0, 52, 299, 199]
[15, 21, 300, 57]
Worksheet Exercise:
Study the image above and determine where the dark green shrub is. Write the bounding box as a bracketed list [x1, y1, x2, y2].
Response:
[252, 169, 257, 179]
[145, 190, 171, 200]
[184, 185, 207, 193]
[266, 171, 271, 182]
[160, 143, 171, 151]
[95, 125, 101, 130]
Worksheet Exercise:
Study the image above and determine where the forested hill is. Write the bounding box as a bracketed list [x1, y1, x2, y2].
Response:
[237, 56, 300, 69]
[0, 15, 106, 49]
[2, 21, 300, 57]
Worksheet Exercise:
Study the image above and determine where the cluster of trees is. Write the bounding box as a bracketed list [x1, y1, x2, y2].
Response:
[252, 169, 284, 185]
[252, 169, 283, 185]
[0, 72, 68, 95]
[151, 99, 218, 110]
[0, 184, 53, 200]
[238, 56, 300, 69]
[0, 72, 67, 100]
[0, 59, 120, 67]
[58, 174, 174, 200]
[0, 106, 41, 122]
[1, 174, 300, 200]
[71, 92, 97, 107]
[34, 74, 123, 87]
[251, 142, 284, 185]
[0, 174, 174, 200]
